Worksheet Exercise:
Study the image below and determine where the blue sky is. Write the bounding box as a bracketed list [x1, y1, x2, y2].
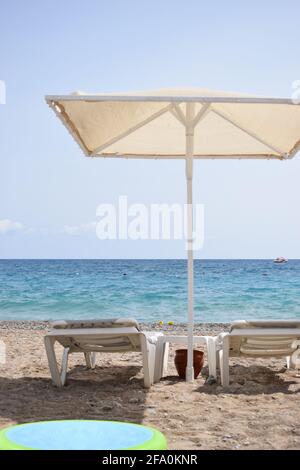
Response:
[0, 0, 300, 259]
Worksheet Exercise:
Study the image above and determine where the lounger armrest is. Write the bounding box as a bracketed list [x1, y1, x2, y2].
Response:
[50, 318, 140, 330]
[142, 331, 164, 345]
[217, 332, 229, 341]
[216, 332, 229, 349]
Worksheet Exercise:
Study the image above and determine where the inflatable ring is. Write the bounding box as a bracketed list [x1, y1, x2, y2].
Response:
[0, 420, 167, 450]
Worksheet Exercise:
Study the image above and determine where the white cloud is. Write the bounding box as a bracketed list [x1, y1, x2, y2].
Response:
[0, 220, 98, 237]
[63, 222, 96, 235]
[0, 219, 23, 234]
[0, 80, 5, 105]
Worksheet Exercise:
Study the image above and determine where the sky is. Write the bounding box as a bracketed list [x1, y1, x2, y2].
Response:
[0, 0, 300, 259]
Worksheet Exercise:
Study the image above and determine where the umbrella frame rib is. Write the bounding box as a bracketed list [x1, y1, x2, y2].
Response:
[91, 103, 174, 156]
[46, 95, 297, 104]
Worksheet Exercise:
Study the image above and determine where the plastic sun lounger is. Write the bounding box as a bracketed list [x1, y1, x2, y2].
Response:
[44, 318, 168, 388]
[211, 320, 300, 386]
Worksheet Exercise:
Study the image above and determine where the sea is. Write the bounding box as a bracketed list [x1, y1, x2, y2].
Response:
[0, 259, 299, 323]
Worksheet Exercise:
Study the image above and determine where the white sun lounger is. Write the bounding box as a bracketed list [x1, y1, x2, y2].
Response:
[44, 318, 167, 388]
[211, 320, 300, 386]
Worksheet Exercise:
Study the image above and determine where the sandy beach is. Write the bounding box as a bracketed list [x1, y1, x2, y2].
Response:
[0, 321, 300, 450]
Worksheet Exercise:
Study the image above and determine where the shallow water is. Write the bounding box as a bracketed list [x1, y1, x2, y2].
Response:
[0, 259, 299, 322]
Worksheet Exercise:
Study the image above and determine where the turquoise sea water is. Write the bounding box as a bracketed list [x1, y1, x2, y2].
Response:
[0, 259, 299, 323]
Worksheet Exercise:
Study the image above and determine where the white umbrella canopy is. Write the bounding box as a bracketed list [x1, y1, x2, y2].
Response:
[46, 88, 300, 381]
[46, 88, 300, 159]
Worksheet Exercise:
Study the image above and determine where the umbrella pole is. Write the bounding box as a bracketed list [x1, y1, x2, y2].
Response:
[185, 103, 195, 382]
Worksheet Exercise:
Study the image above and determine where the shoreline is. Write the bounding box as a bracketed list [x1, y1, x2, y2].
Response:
[0, 321, 230, 335]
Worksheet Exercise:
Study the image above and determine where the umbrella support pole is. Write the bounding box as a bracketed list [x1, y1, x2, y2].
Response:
[185, 103, 195, 382]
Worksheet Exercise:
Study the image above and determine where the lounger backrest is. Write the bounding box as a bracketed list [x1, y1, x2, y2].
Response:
[230, 320, 300, 331]
[229, 320, 300, 357]
[51, 318, 140, 330]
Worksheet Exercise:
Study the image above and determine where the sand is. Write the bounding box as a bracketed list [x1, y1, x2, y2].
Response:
[0, 321, 300, 450]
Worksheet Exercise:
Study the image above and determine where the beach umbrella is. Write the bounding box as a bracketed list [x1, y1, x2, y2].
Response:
[46, 88, 300, 381]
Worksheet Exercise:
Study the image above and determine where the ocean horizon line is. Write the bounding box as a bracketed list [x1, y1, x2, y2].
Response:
[0, 258, 298, 262]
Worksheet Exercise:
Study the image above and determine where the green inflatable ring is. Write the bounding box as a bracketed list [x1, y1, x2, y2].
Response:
[0, 420, 167, 450]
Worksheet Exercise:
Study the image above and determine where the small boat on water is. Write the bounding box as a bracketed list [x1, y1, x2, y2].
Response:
[273, 257, 288, 264]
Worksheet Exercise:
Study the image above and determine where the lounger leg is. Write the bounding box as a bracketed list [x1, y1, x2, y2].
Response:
[219, 335, 230, 387]
[140, 334, 155, 388]
[290, 342, 300, 370]
[60, 347, 70, 386]
[91, 352, 96, 368]
[84, 352, 96, 369]
[206, 337, 217, 378]
[154, 337, 167, 383]
[216, 342, 220, 371]
[44, 336, 63, 387]
[162, 342, 169, 375]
